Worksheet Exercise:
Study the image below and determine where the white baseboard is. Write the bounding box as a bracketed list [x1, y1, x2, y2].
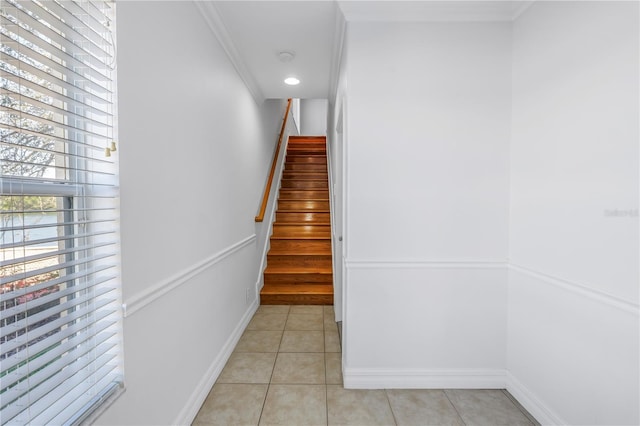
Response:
[507, 372, 566, 426]
[174, 299, 259, 426]
[343, 368, 507, 389]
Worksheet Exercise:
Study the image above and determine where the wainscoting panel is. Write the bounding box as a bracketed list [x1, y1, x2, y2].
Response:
[507, 266, 639, 425]
[342, 261, 508, 389]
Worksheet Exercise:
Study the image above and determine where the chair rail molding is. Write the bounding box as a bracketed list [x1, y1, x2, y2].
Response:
[509, 263, 639, 315]
[345, 259, 508, 270]
[123, 234, 257, 317]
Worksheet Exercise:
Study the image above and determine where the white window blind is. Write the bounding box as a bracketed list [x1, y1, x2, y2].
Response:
[0, 0, 122, 424]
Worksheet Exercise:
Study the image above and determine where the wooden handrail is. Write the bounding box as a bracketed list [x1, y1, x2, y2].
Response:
[255, 98, 292, 222]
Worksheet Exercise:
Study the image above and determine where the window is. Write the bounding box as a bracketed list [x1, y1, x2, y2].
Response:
[1, 1, 121, 424]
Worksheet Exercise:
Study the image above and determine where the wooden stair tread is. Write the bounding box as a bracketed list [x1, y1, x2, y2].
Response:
[270, 235, 330, 240]
[268, 248, 331, 255]
[264, 264, 332, 273]
[274, 224, 330, 228]
[278, 208, 331, 213]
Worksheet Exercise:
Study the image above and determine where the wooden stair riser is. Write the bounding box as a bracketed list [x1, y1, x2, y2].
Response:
[281, 180, 328, 189]
[260, 296, 333, 305]
[288, 137, 326, 143]
[260, 287, 333, 305]
[286, 145, 325, 150]
[286, 156, 326, 164]
[277, 200, 330, 210]
[285, 163, 327, 172]
[288, 141, 325, 145]
[264, 272, 333, 285]
[283, 172, 328, 180]
[276, 212, 330, 223]
[287, 144, 327, 154]
[279, 190, 329, 200]
[269, 239, 331, 252]
[287, 152, 326, 157]
[272, 226, 330, 239]
[267, 254, 332, 268]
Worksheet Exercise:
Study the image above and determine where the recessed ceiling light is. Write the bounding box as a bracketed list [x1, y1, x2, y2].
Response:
[284, 77, 300, 86]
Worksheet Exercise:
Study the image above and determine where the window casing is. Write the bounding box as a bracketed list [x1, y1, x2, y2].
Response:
[1, 1, 122, 424]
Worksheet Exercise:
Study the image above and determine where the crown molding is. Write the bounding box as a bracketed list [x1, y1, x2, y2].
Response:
[511, 0, 535, 20]
[195, 1, 265, 104]
[338, 1, 537, 23]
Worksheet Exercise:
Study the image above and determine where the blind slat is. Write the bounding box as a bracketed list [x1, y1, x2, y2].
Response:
[32, 0, 114, 54]
[0, 217, 115, 234]
[1, 17, 112, 84]
[0, 51, 112, 104]
[0, 267, 116, 323]
[1, 139, 114, 165]
[0, 73, 113, 116]
[1, 86, 110, 127]
[0, 250, 115, 289]
[18, 356, 118, 426]
[0, 327, 115, 392]
[46, 372, 120, 426]
[2, 345, 117, 423]
[2, 96, 112, 139]
[1, 125, 112, 152]
[0, 240, 116, 269]
[3, 1, 114, 68]
[0, 306, 116, 373]
[0, 265, 115, 307]
[0, 296, 117, 359]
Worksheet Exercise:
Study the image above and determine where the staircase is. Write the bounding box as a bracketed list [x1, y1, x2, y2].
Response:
[260, 136, 333, 305]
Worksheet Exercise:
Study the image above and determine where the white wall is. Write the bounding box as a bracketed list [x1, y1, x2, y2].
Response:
[341, 22, 512, 387]
[300, 98, 329, 135]
[96, 3, 286, 424]
[291, 98, 301, 134]
[508, 2, 639, 424]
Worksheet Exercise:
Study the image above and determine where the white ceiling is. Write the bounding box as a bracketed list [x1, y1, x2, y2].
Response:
[202, 1, 533, 102]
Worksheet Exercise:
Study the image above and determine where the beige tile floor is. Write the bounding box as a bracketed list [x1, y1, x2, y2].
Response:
[193, 305, 539, 426]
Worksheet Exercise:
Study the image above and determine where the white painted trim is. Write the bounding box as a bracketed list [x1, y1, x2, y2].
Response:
[346, 259, 508, 270]
[507, 372, 566, 426]
[174, 299, 259, 426]
[509, 263, 639, 315]
[194, 1, 265, 104]
[343, 368, 507, 389]
[329, 4, 346, 103]
[123, 235, 257, 318]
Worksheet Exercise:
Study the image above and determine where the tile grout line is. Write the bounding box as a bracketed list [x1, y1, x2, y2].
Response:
[443, 389, 468, 426]
[323, 307, 329, 426]
[256, 307, 289, 426]
[501, 389, 539, 426]
[383, 389, 399, 426]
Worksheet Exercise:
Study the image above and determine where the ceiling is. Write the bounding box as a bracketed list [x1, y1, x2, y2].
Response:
[202, 1, 533, 102]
